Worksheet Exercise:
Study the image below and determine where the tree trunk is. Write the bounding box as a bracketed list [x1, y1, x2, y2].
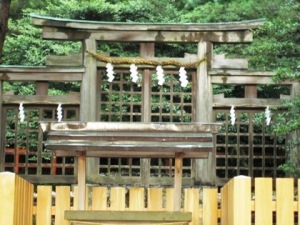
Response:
[0, 0, 11, 63]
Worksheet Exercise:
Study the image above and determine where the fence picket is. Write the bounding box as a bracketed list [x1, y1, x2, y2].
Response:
[220, 183, 228, 225]
[129, 187, 145, 210]
[255, 178, 273, 225]
[55, 186, 70, 225]
[203, 188, 218, 225]
[148, 188, 163, 211]
[276, 178, 294, 225]
[165, 188, 174, 211]
[92, 186, 108, 210]
[36, 186, 52, 225]
[110, 187, 126, 210]
[184, 188, 199, 225]
[2, 174, 300, 225]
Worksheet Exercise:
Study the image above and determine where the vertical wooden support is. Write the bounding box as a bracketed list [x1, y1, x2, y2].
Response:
[276, 178, 294, 225]
[129, 187, 145, 210]
[165, 188, 174, 211]
[203, 188, 218, 225]
[220, 184, 228, 225]
[148, 188, 163, 210]
[289, 83, 300, 176]
[0, 172, 17, 225]
[0, 81, 4, 172]
[194, 41, 215, 185]
[36, 186, 52, 225]
[81, 38, 98, 190]
[140, 43, 154, 187]
[298, 179, 300, 225]
[77, 153, 86, 210]
[231, 176, 251, 225]
[92, 187, 108, 210]
[55, 186, 70, 225]
[255, 178, 273, 225]
[110, 187, 126, 210]
[245, 85, 257, 98]
[0, 172, 33, 225]
[184, 188, 200, 225]
[174, 153, 183, 211]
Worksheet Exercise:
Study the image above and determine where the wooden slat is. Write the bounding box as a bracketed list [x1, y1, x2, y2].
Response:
[184, 188, 200, 225]
[276, 178, 294, 225]
[77, 154, 86, 210]
[129, 187, 145, 210]
[174, 153, 183, 211]
[64, 211, 192, 223]
[109, 187, 126, 210]
[53, 149, 209, 158]
[36, 186, 52, 225]
[2, 95, 80, 105]
[31, 15, 265, 31]
[254, 178, 273, 225]
[220, 184, 228, 225]
[55, 186, 70, 225]
[212, 55, 248, 69]
[165, 188, 175, 211]
[148, 188, 163, 211]
[72, 186, 88, 210]
[213, 95, 284, 107]
[298, 179, 300, 225]
[203, 188, 218, 225]
[91, 186, 108, 210]
[41, 27, 254, 43]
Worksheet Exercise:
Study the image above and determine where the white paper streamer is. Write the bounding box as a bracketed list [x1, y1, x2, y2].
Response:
[179, 67, 188, 87]
[106, 63, 115, 82]
[57, 104, 63, 122]
[156, 65, 165, 86]
[265, 106, 271, 125]
[19, 103, 25, 122]
[130, 64, 138, 83]
[230, 105, 236, 125]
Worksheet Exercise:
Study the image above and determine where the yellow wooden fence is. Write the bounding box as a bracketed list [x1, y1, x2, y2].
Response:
[1, 173, 300, 225]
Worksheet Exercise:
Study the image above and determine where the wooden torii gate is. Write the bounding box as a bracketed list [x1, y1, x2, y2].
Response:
[30, 14, 265, 186]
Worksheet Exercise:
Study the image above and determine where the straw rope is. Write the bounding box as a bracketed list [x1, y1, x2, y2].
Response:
[87, 50, 206, 68]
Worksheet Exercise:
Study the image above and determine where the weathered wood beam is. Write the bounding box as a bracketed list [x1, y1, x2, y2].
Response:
[2, 95, 80, 105]
[46, 53, 82, 67]
[31, 14, 265, 31]
[41, 28, 254, 43]
[212, 54, 248, 69]
[210, 70, 295, 85]
[0, 67, 84, 81]
[64, 211, 192, 223]
[213, 94, 287, 107]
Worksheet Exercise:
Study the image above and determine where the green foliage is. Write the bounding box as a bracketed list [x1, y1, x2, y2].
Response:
[2, 14, 80, 66]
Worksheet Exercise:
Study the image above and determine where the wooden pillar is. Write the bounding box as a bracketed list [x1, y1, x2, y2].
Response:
[288, 83, 300, 173]
[140, 43, 154, 187]
[79, 38, 98, 208]
[174, 153, 183, 211]
[0, 80, 3, 172]
[194, 41, 215, 185]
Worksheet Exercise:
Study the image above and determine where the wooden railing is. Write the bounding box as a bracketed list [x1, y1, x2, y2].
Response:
[1, 173, 300, 225]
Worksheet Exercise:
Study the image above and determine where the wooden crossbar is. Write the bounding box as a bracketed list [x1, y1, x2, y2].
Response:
[65, 211, 192, 224]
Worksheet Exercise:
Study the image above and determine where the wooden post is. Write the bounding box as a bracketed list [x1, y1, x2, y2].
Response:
[81, 38, 99, 188]
[140, 43, 154, 187]
[288, 83, 300, 175]
[0, 80, 4, 171]
[174, 152, 183, 211]
[230, 176, 251, 225]
[0, 173, 34, 225]
[77, 153, 86, 210]
[194, 41, 215, 185]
